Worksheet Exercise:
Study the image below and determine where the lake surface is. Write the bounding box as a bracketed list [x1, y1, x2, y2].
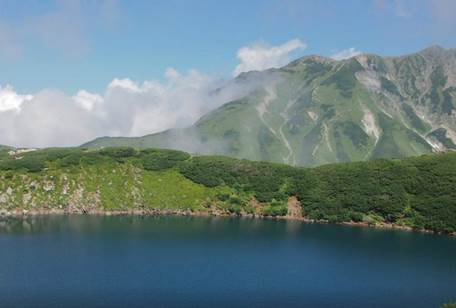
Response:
[0, 215, 455, 308]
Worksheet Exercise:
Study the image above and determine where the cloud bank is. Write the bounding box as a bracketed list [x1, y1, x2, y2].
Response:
[233, 38, 306, 76]
[0, 70, 222, 148]
[0, 68, 269, 148]
[0, 85, 32, 112]
[0, 38, 301, 148]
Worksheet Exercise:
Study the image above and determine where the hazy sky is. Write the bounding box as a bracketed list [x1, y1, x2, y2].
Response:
[0, 0, 455, 93]
[0, 0, 455, 147]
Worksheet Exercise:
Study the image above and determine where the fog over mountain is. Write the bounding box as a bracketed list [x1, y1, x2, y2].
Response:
[85, 45, 456, 166]
[2, 41, 456, 167]
[0, 39, 305, 148]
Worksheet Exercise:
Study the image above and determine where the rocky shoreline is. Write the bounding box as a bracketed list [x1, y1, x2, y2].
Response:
[0, 207, 454, 237]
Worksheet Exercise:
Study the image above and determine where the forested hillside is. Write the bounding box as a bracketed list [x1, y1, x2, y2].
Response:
[0, 147, 455, 233]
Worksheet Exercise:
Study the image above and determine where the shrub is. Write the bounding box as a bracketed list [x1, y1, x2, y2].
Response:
[350, 212, 364, 222]
[224, 204, 242, 215]
[178, 156, 294, 202]
[140, 149, 190, 171]
[99, 147, 137, 159]
[57, 153, 82, 168]
[228, 195, 242, 205]
[216, 193, 230, 201]
[262, 200, 288, 217]
[0, 156, 45, 172]
[25, 148, 84, 162]
[80, 152, 106, 165]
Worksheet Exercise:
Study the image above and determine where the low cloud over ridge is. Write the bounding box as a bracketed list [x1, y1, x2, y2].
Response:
[0, 70, 226, 148]
[0, 69, 270, 148]
[330, 48, 362, 60]
[0, 38, 304, 148]
[233, 38, 306, 76]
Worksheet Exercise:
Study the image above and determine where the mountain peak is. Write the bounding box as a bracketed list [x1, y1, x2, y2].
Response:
[282, 55, 334, 71]
[419, 44, 447, 59]
[84, 45, 456, 167]
[291, 54, 333, 64]
[423, 44, 445, 52]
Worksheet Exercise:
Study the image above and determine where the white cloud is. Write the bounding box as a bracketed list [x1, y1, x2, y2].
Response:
[73, 90, 103, 111]
[0, 89, 102, 148]
[108, 78, 145, 93]
[0, 67, 263, 148]
[0, 38, 294, 148]
[0, 85, 32, 112]
[330, 47, 362, 60]
[165, 67, 181, 80]
[233, 38, 306, 76]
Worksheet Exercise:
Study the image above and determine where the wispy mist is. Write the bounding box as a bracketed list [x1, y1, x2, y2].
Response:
[0, 39, 301, 148]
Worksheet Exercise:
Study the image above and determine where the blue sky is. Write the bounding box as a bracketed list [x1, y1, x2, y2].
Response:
[1, 0, 456, 94]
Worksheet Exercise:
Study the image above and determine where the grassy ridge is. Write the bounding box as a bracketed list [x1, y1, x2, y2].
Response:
[0, 147, 455, 233]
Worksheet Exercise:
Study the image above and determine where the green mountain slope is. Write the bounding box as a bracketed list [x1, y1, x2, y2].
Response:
[1, 147, 456, 234]
[83, 46, 456, 166]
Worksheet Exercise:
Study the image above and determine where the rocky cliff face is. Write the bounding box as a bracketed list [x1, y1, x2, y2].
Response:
[84, 46, 456, 166]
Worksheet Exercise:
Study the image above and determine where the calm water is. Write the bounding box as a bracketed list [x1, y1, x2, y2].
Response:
[0, 216, 455, 307]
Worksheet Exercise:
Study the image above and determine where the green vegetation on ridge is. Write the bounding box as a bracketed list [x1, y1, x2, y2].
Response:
[1, 146, 455, 234]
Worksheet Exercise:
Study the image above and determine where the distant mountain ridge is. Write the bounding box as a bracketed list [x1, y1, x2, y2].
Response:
[83, 45, 456, 166]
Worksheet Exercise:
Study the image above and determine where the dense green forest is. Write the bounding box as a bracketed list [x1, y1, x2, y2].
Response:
[0, 147, 455, 234]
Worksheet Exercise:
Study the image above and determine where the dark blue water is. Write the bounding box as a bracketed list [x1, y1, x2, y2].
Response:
[0, 216, 455, 308]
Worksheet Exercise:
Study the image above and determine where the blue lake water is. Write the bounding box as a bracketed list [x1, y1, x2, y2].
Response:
[0, 215, 455, 307]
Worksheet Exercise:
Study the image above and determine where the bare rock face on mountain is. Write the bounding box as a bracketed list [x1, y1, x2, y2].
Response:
[84, 46, 456, 166]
